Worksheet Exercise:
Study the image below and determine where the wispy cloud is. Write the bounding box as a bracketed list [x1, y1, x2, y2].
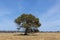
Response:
[0, 19, 17, 31]
[41, 1, 60, 21]
[0, 3, 16, 30]
[39, 0, 60, 31]
[0, 11, 11, 17]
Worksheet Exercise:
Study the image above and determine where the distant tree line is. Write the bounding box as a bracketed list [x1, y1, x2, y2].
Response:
[0, 31, 60, 33]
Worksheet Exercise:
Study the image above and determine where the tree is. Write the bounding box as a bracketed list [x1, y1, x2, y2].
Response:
[27, 28, 39, 33]
[17, 27, 20, 32]
[15, 14, 41, 35]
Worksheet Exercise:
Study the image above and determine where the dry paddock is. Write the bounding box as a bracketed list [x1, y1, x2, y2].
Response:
[0, 32, 60, 40]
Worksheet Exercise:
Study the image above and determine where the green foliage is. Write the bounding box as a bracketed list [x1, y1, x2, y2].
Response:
[15, 13, 41, 28]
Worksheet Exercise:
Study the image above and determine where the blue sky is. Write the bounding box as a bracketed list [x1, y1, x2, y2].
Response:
[0, 0, 60, 31]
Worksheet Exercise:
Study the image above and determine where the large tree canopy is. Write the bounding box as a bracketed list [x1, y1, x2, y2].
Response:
[15, 14, 41, 35]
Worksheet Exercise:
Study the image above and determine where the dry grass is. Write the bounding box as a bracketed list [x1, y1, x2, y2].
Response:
[0, 32, 60, 40]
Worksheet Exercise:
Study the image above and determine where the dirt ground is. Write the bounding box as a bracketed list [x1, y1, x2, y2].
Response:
[0, 32, 60, 40]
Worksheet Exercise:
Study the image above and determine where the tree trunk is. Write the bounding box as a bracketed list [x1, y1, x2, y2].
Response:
[24, 28, 28, 35]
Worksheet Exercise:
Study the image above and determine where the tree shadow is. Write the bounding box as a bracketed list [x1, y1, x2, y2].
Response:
[14, 34, 29, 36]
[14, 33, 38, 36]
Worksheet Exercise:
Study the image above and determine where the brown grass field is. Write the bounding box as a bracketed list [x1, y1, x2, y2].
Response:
[0, 32, 60, 40]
